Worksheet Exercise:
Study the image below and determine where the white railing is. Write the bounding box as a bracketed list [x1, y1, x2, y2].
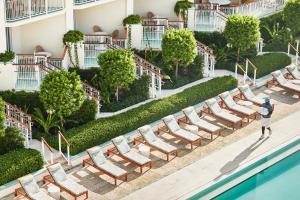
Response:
[4, 101, 33, 147]
[41, 137, 54, 164]
[112, 38, 128, 48]
[168, 21, 184, 29]
[196, 41, 215, 77]
[74, 0, 101, 5]
[58, 131, 70, 165]
[235, 59, 257, 85]
[288, 40, 299, 65]
[142, 25, 165, 49]
[5, 0, 65, 22]
[143, 18, 169, 26]
[84, 34, 112, 44]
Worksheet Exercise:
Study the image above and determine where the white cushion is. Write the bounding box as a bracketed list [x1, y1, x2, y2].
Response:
[162, 115, 181, 132]
[138, 125, 157, 143]
[31, 191, 55, 200]
[287, 65, 300, 79]
[193, 118, 221, 132]
[285, 82, 300, 92]
[206, 99, 222, 114]
[48, 164, 67, 183]
[239, 85, 255, 99]
[231, 104, 256, 115]
[123, 150, 151, 165]
[173, 129, 200, 142]
[272, 70, 288, 85]
[87, 147, 106, 165]
[215, 111, 242, 123]
[150, 138, 177, 153]
[112, 136, 131, 155]
[98, 161, 127, 177]
[19, 175, 39, 197]
[183, 107, 200, 124]
[59, 179, 87, 195]
[220, 91, 236, 108]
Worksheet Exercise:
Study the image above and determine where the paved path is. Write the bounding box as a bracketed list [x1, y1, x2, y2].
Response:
[121, 110, 300, 200]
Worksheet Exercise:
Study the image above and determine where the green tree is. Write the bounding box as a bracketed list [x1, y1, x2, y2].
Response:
[63, 30, 84, 68]
[39, 70, 85, 128]
[174, 0, 193, 28]
[224, 15, 260, 62]
[32, 108, 60, 134]
[284, 0, 300, 35]
[98, 49, 136, 101]
[0, 127, 24, 155]
[162, 29, 197, 79]
[0, 98, 5, 137]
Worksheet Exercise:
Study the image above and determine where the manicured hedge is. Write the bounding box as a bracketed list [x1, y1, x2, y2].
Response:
[216, 53, 291, 78]
[0, 149, 43, 185]
[49, 76, 237, 155]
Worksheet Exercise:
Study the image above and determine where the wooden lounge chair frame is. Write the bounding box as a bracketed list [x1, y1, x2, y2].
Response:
[219, 96, 257, 123]
[15, 183, 31, 200]
[267, 78, 300, 98]
[202, 103, 243, 130]
[82, 152, 128, 185]
[43, 164, 88, 200]
[107, 146, 152, 174]
[178, 110, 223, 140]
[134, 131, 178, 161]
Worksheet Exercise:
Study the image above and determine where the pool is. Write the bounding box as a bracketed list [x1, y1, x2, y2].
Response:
[189, 138, 300, 200]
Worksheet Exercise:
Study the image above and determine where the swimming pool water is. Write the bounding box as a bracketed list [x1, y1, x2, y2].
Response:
[214, 150, 300, 200]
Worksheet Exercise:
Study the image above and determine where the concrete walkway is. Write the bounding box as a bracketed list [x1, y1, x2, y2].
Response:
[121, 109, 300, 200]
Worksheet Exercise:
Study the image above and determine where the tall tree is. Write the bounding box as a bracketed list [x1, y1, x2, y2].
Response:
[162, 29, 197, 79]
[39, 70, 85, 128]
[174, 0, 193, 28]
[63, 30, 84, 68]
[98, 49, 136, 102]
[283, 0, 300, 35]
[224, 15, 260, 62]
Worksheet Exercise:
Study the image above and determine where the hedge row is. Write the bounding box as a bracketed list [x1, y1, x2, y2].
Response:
[49, 76, 238, 155]
[0, 148, 43, 185]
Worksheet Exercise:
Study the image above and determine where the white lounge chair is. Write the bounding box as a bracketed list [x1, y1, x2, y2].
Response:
[239, 85, 265, 106]
[110, 136, 152, 173]
[44, 163, 88, 200]
[286, 65, 300, 80]
[205, 98, 243, 129]
[181, 107, 222, 140]
[16, 174, 55, 200]
[83, 146, 128, 185]
[270, 70, 300, 98]
[161, 115, 202, 149]
[138, 125, 178, 161]
[219, 91, 257, 122]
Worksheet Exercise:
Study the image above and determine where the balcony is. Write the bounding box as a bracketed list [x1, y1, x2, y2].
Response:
[74, 0, 100, 5]
[5, 0, 65, 23]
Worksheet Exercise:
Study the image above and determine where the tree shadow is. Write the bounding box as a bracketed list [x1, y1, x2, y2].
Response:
[214, 136, 270, 181]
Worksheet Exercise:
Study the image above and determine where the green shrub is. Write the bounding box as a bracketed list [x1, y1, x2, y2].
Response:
[0, 148, 43, 185]
[123, 15, 142, 26]
[188, 55, 204, 80]
[65, 99, 98, 129]
[48, 76, 237, 155]
[0, 128, 24, 155]
[194, 31, 227, 50]
[0, 51, 15, 64]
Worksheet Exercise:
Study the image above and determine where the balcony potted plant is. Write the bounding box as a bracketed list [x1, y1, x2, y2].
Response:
[123, 15, 142, 48]
[0, 51, 15, 65]
[63, 30, 84, 68]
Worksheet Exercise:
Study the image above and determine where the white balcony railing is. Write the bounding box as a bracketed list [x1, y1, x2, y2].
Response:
[73, 0, 100, 5]
[5, 0, 65, 22]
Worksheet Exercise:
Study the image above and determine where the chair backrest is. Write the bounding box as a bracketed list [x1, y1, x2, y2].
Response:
[47, 163, 68, 183]
[112, 136, 131, 155]
[19, 175, 40, 198]
[182, 106, 200, 124]
[206, 98, 222, 114]
[35, 45, 44, 52]
[272, 70, 288, 85]
[219, 91, 236, 107]
[138, 125, 157, 144]
[87, 146, 106, 165]
[287, 65, 300, 79]
[162, 115, 181, 133]
[93, 25, 102, 33]
[239, 85, 255, 99]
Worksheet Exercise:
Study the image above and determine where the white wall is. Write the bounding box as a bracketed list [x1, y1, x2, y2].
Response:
[134, 0, 182, 20]
[75, 0, 127, 35]
[0, 2, 7, 52]
[10, 15, 66, 57]
[0, 63, 17, 91]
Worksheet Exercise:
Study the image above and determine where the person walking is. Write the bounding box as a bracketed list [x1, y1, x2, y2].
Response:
[260, 97, 273, 140]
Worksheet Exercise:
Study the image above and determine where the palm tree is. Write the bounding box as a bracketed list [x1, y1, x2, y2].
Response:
[33, 108, 60, 134]
[174, 0, 193, 28]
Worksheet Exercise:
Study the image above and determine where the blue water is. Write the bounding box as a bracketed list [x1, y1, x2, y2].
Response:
[214, 150, 300, 200]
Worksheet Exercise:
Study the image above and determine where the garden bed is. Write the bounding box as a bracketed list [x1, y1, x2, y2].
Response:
[46, 76, 237, 155]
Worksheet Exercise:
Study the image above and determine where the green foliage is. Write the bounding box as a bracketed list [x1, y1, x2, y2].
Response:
[174, 0, 193, 27]
[32, 108, 60, 134]
[162, 29, 197, 79]
[39, 70, 85, 124]
[0, 51, 15, 64]
[216, 53, 291, 78]
[0, 91, 42, 114]
[225, 15, 260, 60]
[0, 128, 24, 155]
[63, 30, 84, 68]
[122, 15, 142, 26]
[283, 0, 300, 35]
[98, 49, 136, 102]
[47, 76, 237, 155]
[0, 98, 5, 136]
[194, 31, 227, 50]
[65, 99, 98, 129]
[0, 148, 43, 185]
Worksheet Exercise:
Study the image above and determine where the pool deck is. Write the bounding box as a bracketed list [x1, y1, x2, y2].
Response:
[5, 86, 300, 200]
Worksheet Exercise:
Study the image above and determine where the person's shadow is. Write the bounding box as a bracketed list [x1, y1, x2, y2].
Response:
[214, 136, 270, 181]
